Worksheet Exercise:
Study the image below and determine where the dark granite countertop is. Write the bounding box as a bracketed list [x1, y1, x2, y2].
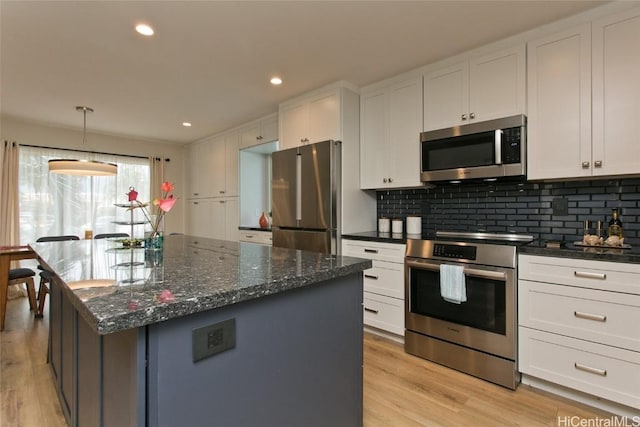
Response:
[519, 240, 640, 264]
[33, 235, 371, 335]
[342, 231, 420, 244]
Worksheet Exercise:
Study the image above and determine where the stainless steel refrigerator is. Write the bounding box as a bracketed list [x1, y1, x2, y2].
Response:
[271, 140, 341, 254]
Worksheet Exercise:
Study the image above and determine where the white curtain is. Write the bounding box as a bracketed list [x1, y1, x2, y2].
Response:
[149, 156, 166, 201]
[18, 146, 150, 244]
[1, 141, 20, 246]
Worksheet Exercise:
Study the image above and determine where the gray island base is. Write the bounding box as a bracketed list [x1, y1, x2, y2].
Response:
[34, 236, 371, 427]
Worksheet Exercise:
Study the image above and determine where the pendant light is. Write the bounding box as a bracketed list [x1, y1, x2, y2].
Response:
[48, 106, 118, 176]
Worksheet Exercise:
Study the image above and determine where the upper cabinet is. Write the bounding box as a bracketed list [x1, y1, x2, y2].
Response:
[279, 88, 341, 150]
[187, 130, 238, 199]
[239, 113, 279, 149]
[360, 76, 423, 189]
[423, 45, 526, 131]
[527, 25, 592, 180]
[592, 8, 640, 177]
[528, 7, 640, 180]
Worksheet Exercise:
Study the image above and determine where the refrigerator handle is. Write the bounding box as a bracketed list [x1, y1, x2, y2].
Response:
[296, 153, 302, 221]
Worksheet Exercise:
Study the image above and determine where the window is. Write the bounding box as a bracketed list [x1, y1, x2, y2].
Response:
[18, 146, 150, 244]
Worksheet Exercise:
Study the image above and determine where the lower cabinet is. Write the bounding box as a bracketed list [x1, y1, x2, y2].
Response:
[187, 197, 239, 241]
[518, 254, 640, 411]
[238, 230, 272, 246]
[342, 239, 405, 336]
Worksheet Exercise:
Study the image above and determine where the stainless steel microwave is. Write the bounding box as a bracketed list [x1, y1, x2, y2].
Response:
[420, 114, 526, 182]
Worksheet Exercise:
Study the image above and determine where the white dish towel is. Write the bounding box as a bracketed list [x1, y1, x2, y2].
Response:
[440, 264, 467, 304]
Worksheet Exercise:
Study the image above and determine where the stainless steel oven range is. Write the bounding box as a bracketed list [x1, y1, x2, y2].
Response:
[404, 231, 533, 389]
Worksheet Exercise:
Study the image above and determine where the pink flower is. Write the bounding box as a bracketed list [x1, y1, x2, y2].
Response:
[161, 181, 174, 193]
[158, 289, 175, 303]
[158, 195, 177, 213]
[127, 182, 178, 238]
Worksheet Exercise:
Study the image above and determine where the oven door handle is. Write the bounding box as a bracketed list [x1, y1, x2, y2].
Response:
[406, 259, 507, 281]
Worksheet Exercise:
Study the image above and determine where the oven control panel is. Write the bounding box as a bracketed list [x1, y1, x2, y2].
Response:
[432, 244, 477, 260]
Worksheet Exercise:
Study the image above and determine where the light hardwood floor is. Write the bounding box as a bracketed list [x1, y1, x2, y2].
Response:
[1, 297, 614, 427]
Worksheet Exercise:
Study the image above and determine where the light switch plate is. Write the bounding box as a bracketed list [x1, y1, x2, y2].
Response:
[192, 318, 236, 362]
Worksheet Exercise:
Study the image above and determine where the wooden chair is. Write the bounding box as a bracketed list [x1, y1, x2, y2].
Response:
[94, 233, 129, 239]
[35, 235, 79, 318]
[7, 268, 38, 314]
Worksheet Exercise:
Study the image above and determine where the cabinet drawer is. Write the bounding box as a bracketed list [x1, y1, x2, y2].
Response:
[342, 240, 405, 263]
[363, 292, 404, 336]
[363, 260, 404, 299]
[238, 231, 272, 246]
[519, 254, 640, 295]
[519, 280, 640, 351]
[519, 327, 640, 409]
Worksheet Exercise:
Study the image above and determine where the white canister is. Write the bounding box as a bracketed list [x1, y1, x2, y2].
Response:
[392, 219, 403, 234]
[378, 217, 390, 233]
[406, 216, 421, 235]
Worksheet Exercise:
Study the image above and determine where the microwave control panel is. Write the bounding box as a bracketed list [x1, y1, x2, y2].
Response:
[501, 127, 521, 164]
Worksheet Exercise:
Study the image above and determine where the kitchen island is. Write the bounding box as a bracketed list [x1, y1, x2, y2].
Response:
[33, 235, 371, 427]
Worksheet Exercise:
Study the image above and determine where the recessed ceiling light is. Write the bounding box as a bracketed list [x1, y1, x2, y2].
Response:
[182, 122, 192, 127]
[135, 23, 154, 36]
[270, 77, 283, 85]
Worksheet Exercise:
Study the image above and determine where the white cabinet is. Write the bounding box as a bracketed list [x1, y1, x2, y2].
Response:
[187, 198, 238, 241]
[278, 82, 376, 234]
[239, 113, 279, 149]
[518, 254, 640, 410]
[592, 8, 640, 177]
[279, 88, 340, 150]
[187, 136, 223, 199]
[223, 131, 239, 197]
[238, 230, 272, 246]
[360, 76, 423, 189]
[527, 25, 592, 180]
[187, 132, 238, 198]
[423, 45, 525, 131]
[528, 7, 640, 180]
[342, 239, 405, 336]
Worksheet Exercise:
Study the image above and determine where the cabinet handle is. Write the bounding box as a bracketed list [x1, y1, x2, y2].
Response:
[220, 200, 226, 204]
[581, 161, 590, 169]
[594, 160, 603, 168]
[245, 235, 254, 238]
[383, 178, 388, 183]
[256, 135, 263, 140]
[193, 193, 199, 196]
[193, 202, 199, 205]
[364, 307, 379, 314]
[364, 274, 379, 280]
[469, 112, 475, 119]
[574, 311, 607, 322]
[364, 248, 379, 254]
[574, 362, 607, 377]
[219, 190, 226, 194]
[461, 114, 467, 120]
[574, 271, 606, 280]
[388, 177, 393, 183]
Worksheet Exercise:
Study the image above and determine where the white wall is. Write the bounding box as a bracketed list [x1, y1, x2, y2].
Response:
[1, 116, 186, 234]
[239, 150, 270, 227]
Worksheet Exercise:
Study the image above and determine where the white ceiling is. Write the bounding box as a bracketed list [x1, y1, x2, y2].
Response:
[1, 1, 608, 145]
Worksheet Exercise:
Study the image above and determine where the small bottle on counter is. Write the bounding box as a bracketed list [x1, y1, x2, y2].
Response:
[607, 209, 623, 238]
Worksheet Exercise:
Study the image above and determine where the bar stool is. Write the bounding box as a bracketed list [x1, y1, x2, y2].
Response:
[35, 235, 79, 318]
[7, 268, 38, 314]
[94, 233, 129, 239]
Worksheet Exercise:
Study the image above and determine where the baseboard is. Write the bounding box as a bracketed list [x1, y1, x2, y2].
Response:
[364, 325, 404, 344]
[521, 374, 639, 418]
